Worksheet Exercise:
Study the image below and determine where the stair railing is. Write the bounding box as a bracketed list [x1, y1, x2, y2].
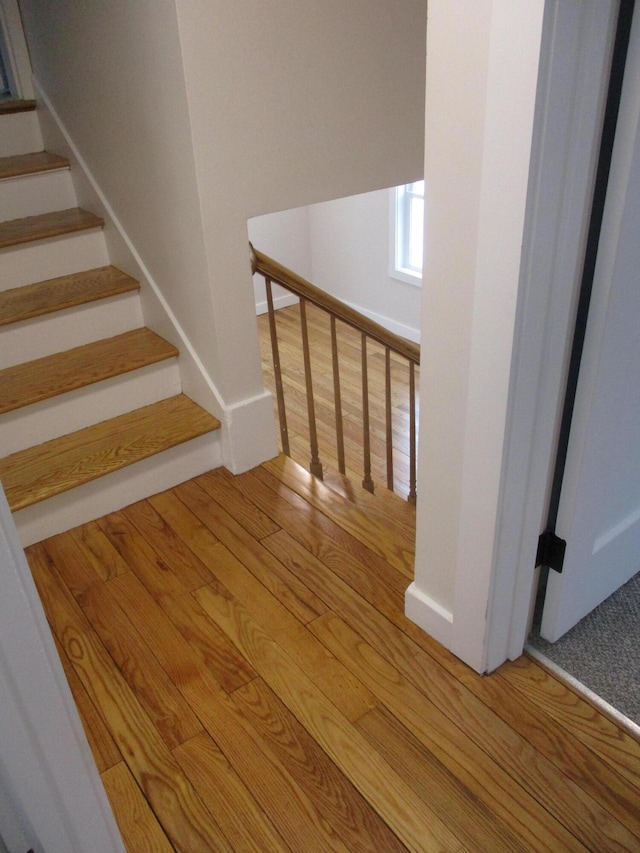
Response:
[251, 244, 420, 504]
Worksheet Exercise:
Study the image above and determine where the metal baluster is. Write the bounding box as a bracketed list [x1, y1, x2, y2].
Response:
[330, 316, 346, 475]
[300, 299, 323, 479]
[385, 347, 394, 491]
[361, 333, 374, 493]
[265, 278, 290, 456]
[408, 361, 417, 504]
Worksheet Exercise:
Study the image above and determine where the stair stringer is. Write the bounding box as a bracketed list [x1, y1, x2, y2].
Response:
[34, 80, 278, 476]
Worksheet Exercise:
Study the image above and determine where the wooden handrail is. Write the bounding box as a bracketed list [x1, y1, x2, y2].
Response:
[252, 242, 420, 503]
[251, 244, 420, 365]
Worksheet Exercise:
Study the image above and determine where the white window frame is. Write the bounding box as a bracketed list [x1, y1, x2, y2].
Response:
[390, 181, 424, 286]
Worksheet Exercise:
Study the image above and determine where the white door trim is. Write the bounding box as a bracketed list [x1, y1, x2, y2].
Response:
[0, 486, 125, 852]
[0, 0, 34, 98]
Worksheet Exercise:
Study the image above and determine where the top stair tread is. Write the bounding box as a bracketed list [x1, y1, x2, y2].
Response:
[0, 266, 139, 326]
[0, 394, 221, 512]
[0, 207, 104, 249]
[0, 100, 36, 115]
[0, 151, 69, 180]
[0, 328, 179, 415]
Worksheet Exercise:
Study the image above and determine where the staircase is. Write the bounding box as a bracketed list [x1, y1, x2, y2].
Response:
[0, 99, 221, 546]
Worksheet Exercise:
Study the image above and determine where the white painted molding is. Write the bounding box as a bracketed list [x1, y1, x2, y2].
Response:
[32, 79, 225, 419]
[404, 582, 452, 649]
[343, 299, 420, 344]
[0, 0, 34, 98]
[485, 0, 618, 670]
[255, 290, 299, 316]
[220, 389, 278, 475]
[33, 78, 277, 477]
[0, 486, 124, 851]
[409, 0, 546, 675]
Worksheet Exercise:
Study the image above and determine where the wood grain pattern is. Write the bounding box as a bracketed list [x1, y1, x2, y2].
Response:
[0, 394, 220, 510]
[104, 573, 352, 852]
[147, 484, 375, 722]
[177, 475, 328, 624]
[23, 455, 640, 853]
[101, 762, 174, 853]
[173, 731, 291, 853]
[53, 634, 122, 774]
[69, 519, 130, 582]
[356, 705, 529, 853]
[194, 583, 462, 853]
[310, 611, 628, 853]
[0, 266, 139, 327]
[0, 99, 36, 113]
[0, 150, 68, 179]
[26, 542, 235, 851]
[0, 207, 104, 248]
[98, 510, 256, 694]
[233, 677, 410, 853]
[0, 328, 178, 414]
[265, 453, 415, 576]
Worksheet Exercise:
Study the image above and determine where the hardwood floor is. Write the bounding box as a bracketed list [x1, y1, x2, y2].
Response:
[257, 303, 419, 500]
[26, 455, 640, 852]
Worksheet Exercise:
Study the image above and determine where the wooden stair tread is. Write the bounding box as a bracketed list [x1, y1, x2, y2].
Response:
[0, 266, 139, 326]
[0, 99, 36, 114]
[0, 328, 179, 415]
[0, 395, 221, 511]
[0, 208, 104, 249]
[0, 151, 69, 179]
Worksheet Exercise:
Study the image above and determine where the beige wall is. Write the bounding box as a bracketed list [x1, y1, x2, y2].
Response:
[18, 0, 426, 414]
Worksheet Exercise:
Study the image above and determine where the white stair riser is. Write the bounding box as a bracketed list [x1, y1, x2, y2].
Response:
[14, 431, 222, 546]
[0, 359, 181, 455]
[0, 291, 143, 368]
[0, 230, 108, 291]
[0, 112, 43, 157]
[0, 169, 75, 220]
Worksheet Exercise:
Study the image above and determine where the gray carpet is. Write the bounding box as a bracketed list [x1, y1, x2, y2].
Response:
[528, 570, 640, 727]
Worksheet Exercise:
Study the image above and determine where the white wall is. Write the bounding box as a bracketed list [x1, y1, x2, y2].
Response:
[406, 0, 546, 672]
[250, 188, 422, 342]
[248, 205, 311, 314]
[173, 0, 426, 404]
[0, 488, 124, 852]
[18, 0, 427, 470]
[308, 189, 421, 342]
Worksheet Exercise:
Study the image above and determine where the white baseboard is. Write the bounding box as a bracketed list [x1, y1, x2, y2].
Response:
[345, 300, 421, 344]
[221, 390, 278, 474]
[255, 291, 299, 316]
[404, 581, 453, 649]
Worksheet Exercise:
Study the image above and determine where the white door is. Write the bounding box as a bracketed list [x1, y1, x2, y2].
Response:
[540, 9, 640, 642]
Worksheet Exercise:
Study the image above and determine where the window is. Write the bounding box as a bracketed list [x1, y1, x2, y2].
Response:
[392, 180, 424, 285]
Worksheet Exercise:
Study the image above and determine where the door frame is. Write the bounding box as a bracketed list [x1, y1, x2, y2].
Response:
[407, 0, 619, 672]
[0, 0, 34, 99]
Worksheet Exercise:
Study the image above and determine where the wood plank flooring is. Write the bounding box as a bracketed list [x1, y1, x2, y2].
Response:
[257, 303, 418, 500]
[25, 458, 640, 852]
